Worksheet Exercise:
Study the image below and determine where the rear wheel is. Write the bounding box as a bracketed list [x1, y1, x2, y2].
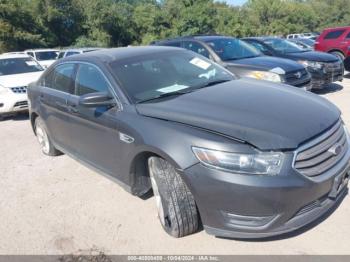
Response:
[330, 51, 345, 61]
[35, 117, 61, 156]
[148, 156, 199, 237]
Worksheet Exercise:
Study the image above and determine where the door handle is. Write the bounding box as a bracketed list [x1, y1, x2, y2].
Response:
[55, 101, 66, 107]
[68, 104, 79, 114]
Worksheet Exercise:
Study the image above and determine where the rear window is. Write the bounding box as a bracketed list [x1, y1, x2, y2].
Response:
[35, 51, 58, 61]
[346, 31, 350, 38]
[324, 30, 346, 40]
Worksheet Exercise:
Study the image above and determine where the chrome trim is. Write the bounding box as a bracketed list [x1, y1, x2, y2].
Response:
[292, 120, 350, 178]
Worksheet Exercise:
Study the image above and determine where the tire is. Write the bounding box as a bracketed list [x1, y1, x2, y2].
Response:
[330, 51, 345, 61]
[148, 157, 199, 237]
[34, 117, 61, 156]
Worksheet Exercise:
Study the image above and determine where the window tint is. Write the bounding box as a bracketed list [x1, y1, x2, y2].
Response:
[36, 51, 58, 61]
[205, 38, 261, 60]
[346, 31, 350, 38]
[66, 51, 80, 57]
[324, 30, 346, 40]
[247, 41, 269, 53]
[75, 64, 110, 96]
[183, 41, 210, 58]
[44, 64, 75, 93]
[57, 52, 65, 59]
[163, 41, 181, 47]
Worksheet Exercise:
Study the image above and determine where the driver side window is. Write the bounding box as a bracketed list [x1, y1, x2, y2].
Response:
[75, 64, 110, 96]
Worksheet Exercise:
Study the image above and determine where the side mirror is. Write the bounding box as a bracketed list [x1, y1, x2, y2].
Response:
[79, 92, 116, 108]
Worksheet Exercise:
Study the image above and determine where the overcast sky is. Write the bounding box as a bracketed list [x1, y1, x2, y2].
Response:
[222, 0, 247, 6]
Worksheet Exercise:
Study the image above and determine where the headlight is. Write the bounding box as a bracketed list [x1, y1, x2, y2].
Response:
[192, 147, 284, 176]
[245, 71, 282, 83]
[298, 60, 323, 70]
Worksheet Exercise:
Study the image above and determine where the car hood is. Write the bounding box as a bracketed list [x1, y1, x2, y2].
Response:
[136, 78, 340, 150]
[226, 56, 305, 73]
[0, 71, 43, 88]
[281, 51, 338, 62]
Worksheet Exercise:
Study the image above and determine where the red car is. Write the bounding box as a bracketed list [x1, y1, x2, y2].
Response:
[315, 26, 350, 70]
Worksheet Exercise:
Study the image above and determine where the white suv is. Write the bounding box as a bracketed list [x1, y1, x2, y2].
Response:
[24, 49, 59, 68]
[0, 53, 44, 117]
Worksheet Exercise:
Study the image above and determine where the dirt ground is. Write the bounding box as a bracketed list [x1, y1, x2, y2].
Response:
[1, 74, 350, 255]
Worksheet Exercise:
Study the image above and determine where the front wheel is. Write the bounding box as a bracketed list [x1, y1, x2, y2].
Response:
[35, 117, 61, 156]
[148, 157, 199, 237]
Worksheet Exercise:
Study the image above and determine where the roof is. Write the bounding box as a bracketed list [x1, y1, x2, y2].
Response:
[60, 47, 103, 52]
[62, 46, 184, 64]
[0, 53, 31, 59]
[24, 49, 59, 52]
[324, 26, 350, 31]
[152, 35, 236, 44]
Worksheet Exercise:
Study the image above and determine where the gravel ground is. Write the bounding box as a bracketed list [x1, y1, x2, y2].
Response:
[0, 75, 350, 255]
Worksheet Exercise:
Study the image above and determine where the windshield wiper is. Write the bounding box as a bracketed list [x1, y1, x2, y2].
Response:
[195, 79, 232, 89]
[136, 90, 190, 104]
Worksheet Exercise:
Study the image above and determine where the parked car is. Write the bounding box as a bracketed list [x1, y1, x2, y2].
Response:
[57, 48, 103, 59]
[315, 26, 350, 71]
[286, 33, 304, 39]
[289, 38, 315, 50]
[152, 36, 312, 90]
[0, 53, 44, 118]
[28, 47, 350, 239]
[287, 33, 318, 40]
[243, 37, 344, 90]
[25, 49, 59, 68]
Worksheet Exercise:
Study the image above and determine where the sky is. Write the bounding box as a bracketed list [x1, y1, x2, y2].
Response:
[222, 0, 248, 6]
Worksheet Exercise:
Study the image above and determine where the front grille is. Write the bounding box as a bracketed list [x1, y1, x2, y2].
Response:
[323, 61, 343, 72]
[14, 101, 28, 107]
[285, 69, 310, 87]
[11, 86, 27, 94]
[294, 120, 348, 177]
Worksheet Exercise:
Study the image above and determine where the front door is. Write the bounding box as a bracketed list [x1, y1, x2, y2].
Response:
[67, 63, 123, 178]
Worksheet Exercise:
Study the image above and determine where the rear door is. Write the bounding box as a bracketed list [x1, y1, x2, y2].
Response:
[67, 62, 123, 177]
[37, 63, 76, 152]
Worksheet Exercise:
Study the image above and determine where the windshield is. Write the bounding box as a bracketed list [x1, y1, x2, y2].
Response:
[263, 38, 304, 53]
[35, 51, 58, 61]
[299, 38, 315, 46]
[110, 50, 234, 103]
[0, 57, 44, 76]
[204, 38, 261, 61]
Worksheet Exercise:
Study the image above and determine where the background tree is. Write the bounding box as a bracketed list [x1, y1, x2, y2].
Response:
[1, 0, 350, 52]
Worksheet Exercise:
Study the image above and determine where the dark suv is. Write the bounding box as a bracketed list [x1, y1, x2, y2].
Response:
[28, 47, 350, 239]
[152, 36, 312, 90]
[243, 37, 344, 90]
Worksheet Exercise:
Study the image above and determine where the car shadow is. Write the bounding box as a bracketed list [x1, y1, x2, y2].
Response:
[216, 188, 348, 242]
[0, 112, 29, 122]
[344, 72, 350, 79]
[312, 83, 343, 95]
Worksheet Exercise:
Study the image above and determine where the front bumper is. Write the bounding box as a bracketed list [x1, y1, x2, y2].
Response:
[0, 92, 28, 115]
[308, 64, 344, 90]
[182, 146, 350, 239]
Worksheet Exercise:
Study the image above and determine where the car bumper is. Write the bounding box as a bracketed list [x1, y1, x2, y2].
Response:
[182, 147, 350, 239]
[309, 67, 344, 90]
[0, 93, 28, 115]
